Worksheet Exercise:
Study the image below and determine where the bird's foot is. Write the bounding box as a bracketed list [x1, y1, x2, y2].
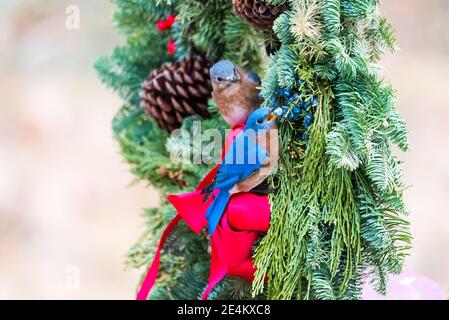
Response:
[250, 187, 277, 195]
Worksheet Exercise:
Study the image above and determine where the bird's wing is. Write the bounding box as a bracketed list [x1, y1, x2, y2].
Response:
[230, 160, 276, 194]
[214, 131, 268, 189]
[230, 128, 279, 193]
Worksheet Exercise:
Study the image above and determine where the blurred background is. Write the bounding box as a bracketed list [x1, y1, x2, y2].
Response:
[0, 0, 448, 299]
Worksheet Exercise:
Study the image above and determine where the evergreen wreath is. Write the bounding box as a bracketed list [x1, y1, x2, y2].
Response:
[96, 0, 411, 300]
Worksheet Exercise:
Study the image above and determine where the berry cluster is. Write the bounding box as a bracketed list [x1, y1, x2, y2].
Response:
[156, 15, 176, 31]
[156, 15, 177, 55]
[262, 87, 318, 140]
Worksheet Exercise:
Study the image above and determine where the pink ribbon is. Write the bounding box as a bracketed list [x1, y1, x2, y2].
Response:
[136, 125, 271, 300]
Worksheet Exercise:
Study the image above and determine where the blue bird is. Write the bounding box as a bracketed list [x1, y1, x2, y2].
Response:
[202, 107, 278, 235]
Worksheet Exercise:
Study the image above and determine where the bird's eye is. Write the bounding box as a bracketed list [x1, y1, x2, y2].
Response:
[217, 77, 223, 82]
[256, 118, 264, 124]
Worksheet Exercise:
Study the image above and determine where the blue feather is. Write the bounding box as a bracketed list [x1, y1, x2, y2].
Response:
[206, 191, 231, 235]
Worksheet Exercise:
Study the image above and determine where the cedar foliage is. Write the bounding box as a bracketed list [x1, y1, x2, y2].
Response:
[253, 0, 411, 299]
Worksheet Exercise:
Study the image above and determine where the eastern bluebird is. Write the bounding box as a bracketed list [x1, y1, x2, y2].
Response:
[202, 107, 278, 235]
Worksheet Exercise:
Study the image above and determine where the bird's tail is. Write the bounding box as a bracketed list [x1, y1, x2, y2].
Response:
[206, 190, 231, 235]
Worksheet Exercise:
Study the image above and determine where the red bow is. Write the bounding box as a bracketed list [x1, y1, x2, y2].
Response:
[136, 125, 271, 300]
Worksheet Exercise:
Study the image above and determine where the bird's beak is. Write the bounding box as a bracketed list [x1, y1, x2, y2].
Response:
[267, 112, 277, 122]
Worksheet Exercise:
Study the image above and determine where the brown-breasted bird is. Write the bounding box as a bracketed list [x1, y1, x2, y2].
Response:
[209, 60, 279, 197]
[210, 60, 262, 126]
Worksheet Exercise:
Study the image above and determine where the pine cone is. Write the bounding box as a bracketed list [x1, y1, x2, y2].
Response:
[140, 55, 213, 132]
[232, 0, 289, 30]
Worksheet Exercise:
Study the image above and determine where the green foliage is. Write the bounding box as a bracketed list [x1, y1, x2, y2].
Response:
[173, 0, 263, 70]
[322, 0, 341, 38]
[253, 0, 411, 300]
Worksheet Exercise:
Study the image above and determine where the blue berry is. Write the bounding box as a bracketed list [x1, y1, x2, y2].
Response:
[285, 96, 294, 105]
[304, 113, 313, 128]
[300, 133, 308, 141]
[293, 106, 301, 114]
[273, 107, 284, 117]
[311, 97, 318, 107]
[258, 92, 265, 101]
[285, 97, 294, 105]
[287, 93, 300, 105]
[293, 113, 301, 121]
[277, 88, 292, 98]
[269, 98, 279, 108]
[304, 101, 311, 110]
[304, 113, 313, 122]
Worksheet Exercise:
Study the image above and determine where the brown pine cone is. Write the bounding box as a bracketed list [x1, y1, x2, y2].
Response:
[140, 55, 213, 132]
[232, 0, 289, 30]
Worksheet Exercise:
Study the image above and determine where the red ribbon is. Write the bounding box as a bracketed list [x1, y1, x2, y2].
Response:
[136, 125, 270, 300]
